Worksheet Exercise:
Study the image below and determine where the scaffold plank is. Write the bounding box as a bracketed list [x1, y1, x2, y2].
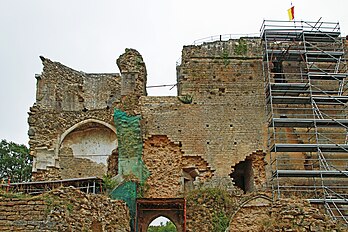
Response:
[271, 144, 348, 152]
[271, 96, 348, 104]
[307, 72, 348, 80]
[273, 170, 348, 178]
[309, 198, 348, 204]
[271, 118, 348, 128]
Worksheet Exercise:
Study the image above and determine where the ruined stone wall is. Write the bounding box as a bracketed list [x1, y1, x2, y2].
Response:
[29, 108, 117, 180]
[143, 135, 184, 198]
[29, 57, 121, 180]
[117, 48, 147, 97]
[186, 189, 343, 232]
[29, 49, 148, 181]
[143, 135, 213, 198]
[29, 41, 268, 200]
[228, 196, 343, 232]
[34, 56, 121, 112]
[0, 187, 130, 231]
[141, 39, 266, 183]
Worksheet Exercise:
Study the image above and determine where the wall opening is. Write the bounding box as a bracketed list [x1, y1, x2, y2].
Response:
[147, 216, 177, 232]
[230, 159, 254, 193]
[107, 148, 118, 177]
[271, 58, 285, 83]
[137, 198, 185, 232]
[182, 166, 199, 193]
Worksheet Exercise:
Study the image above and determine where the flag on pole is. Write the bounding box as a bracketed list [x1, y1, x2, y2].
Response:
[288, 6, 295, 20]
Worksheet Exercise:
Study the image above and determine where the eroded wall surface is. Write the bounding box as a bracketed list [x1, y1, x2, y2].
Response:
[143, 135, 213, 198]
[29, 57, 122, 180]
[140, 39, 267, 191]
[228, 196, 342, 232]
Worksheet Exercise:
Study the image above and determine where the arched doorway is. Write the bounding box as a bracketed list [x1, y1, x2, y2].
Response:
[147, 216, 177, 231]
[137, 198, 186, 232]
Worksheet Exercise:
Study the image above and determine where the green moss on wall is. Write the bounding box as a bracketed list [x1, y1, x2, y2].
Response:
[111, 109, 150, 231]
[113, 108, 149, 182]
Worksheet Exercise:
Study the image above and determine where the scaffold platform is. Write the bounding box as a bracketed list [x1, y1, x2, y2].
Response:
[261, 19, 348, 225]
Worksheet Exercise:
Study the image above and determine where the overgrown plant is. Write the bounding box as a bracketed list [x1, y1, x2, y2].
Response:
[137, 181, 150, 198]
[186, 187, 237, 232]
[212, 211, 230, 232]
[221, 50, 230, 66]
[102, 175, 118, 193]
[234, 39, 247, 56]
[178, 95, 193, 104]
[0, 189, 31, 199]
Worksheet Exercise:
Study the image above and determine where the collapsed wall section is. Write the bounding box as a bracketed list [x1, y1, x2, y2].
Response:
[143, 135, 213, 198]
[29, 49, 148, 181]
[29, 57, 121, 181]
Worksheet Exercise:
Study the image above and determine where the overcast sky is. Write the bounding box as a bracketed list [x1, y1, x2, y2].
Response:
[0, 0, 347, 146]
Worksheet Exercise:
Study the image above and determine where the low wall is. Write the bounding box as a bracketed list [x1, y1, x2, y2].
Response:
[0, 187, 130, 231]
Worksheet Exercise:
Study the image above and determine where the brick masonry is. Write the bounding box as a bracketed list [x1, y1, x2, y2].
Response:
[29, 39, 268, 196]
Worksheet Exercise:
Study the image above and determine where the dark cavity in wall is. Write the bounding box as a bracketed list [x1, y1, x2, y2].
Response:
[107, 148, 119, 177]
[230, 159, 254, 193]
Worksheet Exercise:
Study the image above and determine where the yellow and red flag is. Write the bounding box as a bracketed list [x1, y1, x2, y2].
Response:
[288, 6, 295, 20]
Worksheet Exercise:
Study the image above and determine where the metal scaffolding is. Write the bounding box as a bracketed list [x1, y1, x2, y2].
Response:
[0, 177, 103, 195]
[261, 19, 348, 224]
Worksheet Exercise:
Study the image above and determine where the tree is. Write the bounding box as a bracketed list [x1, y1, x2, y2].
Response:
[147, 221, 177, 232]
[0, 139, 32, 183]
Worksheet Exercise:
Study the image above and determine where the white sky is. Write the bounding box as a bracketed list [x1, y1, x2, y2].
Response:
[149, 216, 170, 226]
[0, 0, 347, 146]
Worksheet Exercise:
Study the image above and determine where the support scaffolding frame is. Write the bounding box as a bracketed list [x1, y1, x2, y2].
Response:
[261, 19, 348, 225]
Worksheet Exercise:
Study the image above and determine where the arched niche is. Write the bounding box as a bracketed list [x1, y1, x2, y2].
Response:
[58, 119, 117, 178]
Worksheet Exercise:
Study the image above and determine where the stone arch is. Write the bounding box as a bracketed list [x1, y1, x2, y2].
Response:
[227, 195, 272, 232]
[141, 212, 182, 232]
[238, 195, 272, 209]
[137, 199, 185, 232]
[57, 119, 118, 179]
[229, 194, 272, 222]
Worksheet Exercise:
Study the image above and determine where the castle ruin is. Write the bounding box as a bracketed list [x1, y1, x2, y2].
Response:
[1, 19, 348, 231]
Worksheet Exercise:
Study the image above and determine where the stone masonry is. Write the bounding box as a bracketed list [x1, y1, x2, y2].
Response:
[29, 39, 268, 195]
[25, 39, 279, 231]
[20, 35, 348, 231]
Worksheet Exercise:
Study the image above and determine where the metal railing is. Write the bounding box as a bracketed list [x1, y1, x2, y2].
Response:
[0, 177, 103, 195]
[193, 33, 259, 45]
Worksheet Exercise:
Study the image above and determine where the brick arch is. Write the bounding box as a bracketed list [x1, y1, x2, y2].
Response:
[228, 194, 272, 231]
[137, 199, 186, 232]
